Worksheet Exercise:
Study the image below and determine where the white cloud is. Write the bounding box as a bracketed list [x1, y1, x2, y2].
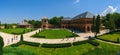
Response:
[101, 6, 118, 16]
[75, 0, 80, 3]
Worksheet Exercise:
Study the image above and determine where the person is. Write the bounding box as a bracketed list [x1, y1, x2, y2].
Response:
[16, 36, 18, 40]
[11, 38, 13, 42]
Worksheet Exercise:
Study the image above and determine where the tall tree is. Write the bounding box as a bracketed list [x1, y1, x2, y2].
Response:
[0, 36, 4, 55]
[95, 15, 100, 37]
[92, 16, 96, 32]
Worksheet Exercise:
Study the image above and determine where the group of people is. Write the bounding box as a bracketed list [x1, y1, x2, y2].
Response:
[7, 35, 18, 44]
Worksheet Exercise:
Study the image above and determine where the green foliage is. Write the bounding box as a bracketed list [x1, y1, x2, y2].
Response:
[0, 36, 4, 55]
[103, 13, 120, 30]
[41, 43, 71, 48]
[88, 40, 99, 46]
[11, 41, 40, 47]
[48, 16, 63, 27]
[92, 16, 96, 32]
[73, 40, 88, 46]
[28, 20, 41, 28]
[95, 15, 100, 34]
[20, 34, 23, 42]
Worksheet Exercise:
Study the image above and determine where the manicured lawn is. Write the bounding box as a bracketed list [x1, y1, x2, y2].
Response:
[32, 29, 78, 39]
[4, 40, 120, 55]
[97, 31, 120, 42]
[3, 47, 37, 55]
[0, 28, 33, 35]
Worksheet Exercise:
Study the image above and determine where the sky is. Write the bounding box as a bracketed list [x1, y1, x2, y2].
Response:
[0, 0, 120, 23]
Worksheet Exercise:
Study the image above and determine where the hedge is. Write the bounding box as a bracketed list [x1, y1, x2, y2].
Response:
[88, 40, 99, 46]
[41, 43, 72, 48]
[96, 38, 120, 43]
[22, 41, 40, 47]
[72, 40, 88, 46]
[11, 41, 40, 47]
[32, 35, 46, 38]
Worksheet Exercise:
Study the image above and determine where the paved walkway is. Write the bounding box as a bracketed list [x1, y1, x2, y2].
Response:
[0, 32, 20, 46]
[0, 28, 110, 46]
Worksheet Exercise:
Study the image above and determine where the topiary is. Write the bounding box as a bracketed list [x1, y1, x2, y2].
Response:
[0, 36, 4, 55]
[20, 34, 23, 42]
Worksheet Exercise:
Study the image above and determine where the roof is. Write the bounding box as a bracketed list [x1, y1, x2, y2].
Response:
[73, 11, 95, 19]
[62, 17, 72, 20]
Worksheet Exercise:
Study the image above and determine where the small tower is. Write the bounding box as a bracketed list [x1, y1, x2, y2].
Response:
[41, 16, 48, 29]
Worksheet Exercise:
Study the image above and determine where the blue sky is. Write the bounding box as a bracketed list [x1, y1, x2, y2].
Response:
[0, 0, 120, 23]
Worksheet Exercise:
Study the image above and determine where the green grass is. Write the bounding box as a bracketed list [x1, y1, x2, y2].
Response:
[83, 40, 120, 55]
[3, 47, 37, 55]
[18, 43, 94, 55]
[0, 28, 33, 35]
[4, 40, 120, 55]
[97, 32, 120, 42]
[32, 29, 77, 39]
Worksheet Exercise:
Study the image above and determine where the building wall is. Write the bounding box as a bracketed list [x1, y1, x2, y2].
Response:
[61, 18, 93, 32]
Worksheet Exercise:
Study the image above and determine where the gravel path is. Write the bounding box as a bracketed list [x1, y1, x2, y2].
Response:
[0, 28, 110, 47]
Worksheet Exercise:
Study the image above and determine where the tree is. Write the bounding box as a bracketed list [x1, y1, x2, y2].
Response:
[0, 36, 4, 55]
[20, 34, 23, 42]
[95, 15, 101, 37]
[103, 13, 120, 31]
[92, 16, 96, 32]
[48, 16, 63, 27]
[28, 20, 41, 28]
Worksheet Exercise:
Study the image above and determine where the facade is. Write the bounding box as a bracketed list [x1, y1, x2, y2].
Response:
[41, 16, 54, 29]
[61, 11, 96, 32]
[18, 19, 32, 28]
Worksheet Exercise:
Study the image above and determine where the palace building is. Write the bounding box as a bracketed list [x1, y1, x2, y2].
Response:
[61, 11, 97, 32]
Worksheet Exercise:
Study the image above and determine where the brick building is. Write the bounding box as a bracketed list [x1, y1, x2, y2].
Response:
[61, 11, 97, 32]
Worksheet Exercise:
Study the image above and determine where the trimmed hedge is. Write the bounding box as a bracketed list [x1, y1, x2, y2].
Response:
[41, 43, 72, 48]
[73, 40, 99, 46]
[72, 40, 88, 46]
[96, 38, 120, 43]
[32, 35, 46, 38]
[10, 42, 22, 47]
[11, 41, 40, 47]
[22, 41, 40, 47]
[88, 40, 99, 46]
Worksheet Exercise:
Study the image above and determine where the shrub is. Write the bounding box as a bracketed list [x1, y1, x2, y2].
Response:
[88, 40, 99, 46]
[73, 40, 88, 46]
[10, 42, 22, 47]
[0, 36, 4, 55]
[32, 35, 46, 38]
[20, 34, 23, 42]
[41, 43, 72, 48]
[117, 38, 119, 43]
[22, 41, 40, 47]
[11, 41, 40, 47]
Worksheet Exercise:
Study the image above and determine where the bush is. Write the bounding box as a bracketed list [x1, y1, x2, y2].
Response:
[72, 40, 88, 46]
[32, 35, 46, 38]
[41, 43, 72, 48]
[0, 36, 4, 55]
[11, 41, 40, 47]
[10, 42, 23, 47]
[22, 41, 40, 47]
[88, 40, 99, 46]
[20, 34, 23, 42]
